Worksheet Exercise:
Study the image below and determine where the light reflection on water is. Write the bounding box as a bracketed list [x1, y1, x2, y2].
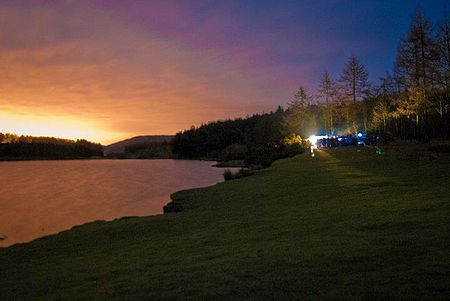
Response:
[0, 159, 231, 247]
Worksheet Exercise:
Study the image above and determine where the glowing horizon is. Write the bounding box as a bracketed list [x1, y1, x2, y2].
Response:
[0, 1, 446, 144]
[0, 112, 117, 144]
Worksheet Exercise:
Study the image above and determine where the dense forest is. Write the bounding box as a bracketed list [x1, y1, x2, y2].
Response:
[172, 108, 304, 167]
[172, 8, 450, 166]
[0, 133, 103, 159]
[283, 8, 450, 140]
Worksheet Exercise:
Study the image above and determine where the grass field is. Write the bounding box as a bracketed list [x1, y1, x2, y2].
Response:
[1, 147, 449, 300]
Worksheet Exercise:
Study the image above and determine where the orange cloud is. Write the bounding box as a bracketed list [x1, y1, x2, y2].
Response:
[0, 2, 287, 144]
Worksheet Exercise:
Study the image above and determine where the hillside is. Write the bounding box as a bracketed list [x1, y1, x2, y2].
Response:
[104, 135, 174, 154]
[1, 147, 449, 299]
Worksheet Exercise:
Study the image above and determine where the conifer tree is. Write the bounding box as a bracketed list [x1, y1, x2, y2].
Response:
[339, 56, 370, 132]
[282, 86, 312, 138]
[317, 71, 337, 133]
[339, 56, 370, 104]
[395, 8, 435, 92]
[435, 13, 450, 89]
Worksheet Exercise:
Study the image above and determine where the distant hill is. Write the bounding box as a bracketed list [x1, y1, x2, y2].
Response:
[104, 135, 174, 154]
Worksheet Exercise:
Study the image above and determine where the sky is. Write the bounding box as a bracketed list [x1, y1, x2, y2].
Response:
[0, 0, 448, 144]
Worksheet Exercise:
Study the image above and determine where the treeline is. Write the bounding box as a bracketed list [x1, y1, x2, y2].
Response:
[120, 141, 173, 159]
[284, 8, 450, 141]
[0, 133, 103, 159]
[172, 108, 304, 167]
[171, 8, 450, 167]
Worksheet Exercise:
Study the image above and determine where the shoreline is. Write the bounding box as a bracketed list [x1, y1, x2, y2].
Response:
[0, 160, 233, 248]
[0, 156, 219, 162]
[1, 148, 448, 299]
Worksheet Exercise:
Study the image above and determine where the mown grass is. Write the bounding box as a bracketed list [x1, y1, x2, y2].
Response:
[1, 147, 449, 300]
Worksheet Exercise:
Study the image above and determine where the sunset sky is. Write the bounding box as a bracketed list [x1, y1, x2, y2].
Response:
[0, 0, 447, 144]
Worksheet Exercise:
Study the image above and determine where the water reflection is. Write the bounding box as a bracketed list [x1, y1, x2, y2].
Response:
[0, 159, 229, 247]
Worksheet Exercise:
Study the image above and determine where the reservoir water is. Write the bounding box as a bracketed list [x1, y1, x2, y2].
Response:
[0, 159, 230, 247]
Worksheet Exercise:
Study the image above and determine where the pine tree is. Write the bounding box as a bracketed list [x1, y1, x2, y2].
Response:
[291, 86, 311, 107]
[282, 86, 312, 138]
[378, 72, 397, 95]
[339, 56, 370, 132]
[339, 55, 370, 104]
[395, 8, 436, 92]
[436, 13, 450, 89]
[317, 71, 337, 133]
[394, 8, 438, 138]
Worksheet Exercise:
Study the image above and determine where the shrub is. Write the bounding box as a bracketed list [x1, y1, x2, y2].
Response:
[223, 168, 253, 181]
[244, 146, 276, 168]
[282, 134, 302, 145]
[280, 143, 306, 158]
[219, 144, 248, 162]
[244, 143, 306, 168]
[223, 169, 234, 181]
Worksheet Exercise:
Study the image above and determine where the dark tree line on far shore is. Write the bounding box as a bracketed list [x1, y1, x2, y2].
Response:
[0, 133, 103, 159]
[122, 141, 173, 159]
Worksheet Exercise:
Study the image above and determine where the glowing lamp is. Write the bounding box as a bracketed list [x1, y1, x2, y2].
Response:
[307, 135, 328, 149]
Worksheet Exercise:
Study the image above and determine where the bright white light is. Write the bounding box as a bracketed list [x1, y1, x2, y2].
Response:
[357, 133, 363, 137]
[307, 135, 318, 148]
[306, 135, 328, 149]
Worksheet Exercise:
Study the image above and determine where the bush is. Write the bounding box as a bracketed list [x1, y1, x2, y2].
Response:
[280, 143, 306, 158]
[219, 144, 248, 162]
[244, 143, 306, 168]
[223, 169, 234, 180]
[245, 146, 275, 168]
[223, 168, 253, 181]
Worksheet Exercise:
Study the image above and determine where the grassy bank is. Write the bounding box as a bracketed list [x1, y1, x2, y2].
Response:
[1, 147, 449, 300]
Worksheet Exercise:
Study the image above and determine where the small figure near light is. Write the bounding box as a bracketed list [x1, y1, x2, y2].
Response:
[307, 135, 328, 149]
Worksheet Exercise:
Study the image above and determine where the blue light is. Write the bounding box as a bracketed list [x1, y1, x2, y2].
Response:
[357, 133, 363, 137]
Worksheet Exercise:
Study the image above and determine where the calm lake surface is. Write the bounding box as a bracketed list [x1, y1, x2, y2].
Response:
[0, 159, 231, 247]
